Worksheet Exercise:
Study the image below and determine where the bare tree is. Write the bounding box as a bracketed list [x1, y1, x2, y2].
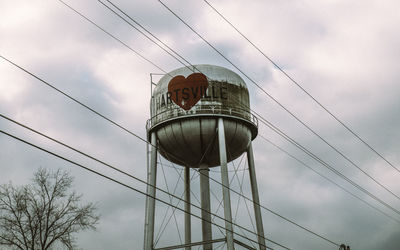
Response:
[0, 168, 99, 250]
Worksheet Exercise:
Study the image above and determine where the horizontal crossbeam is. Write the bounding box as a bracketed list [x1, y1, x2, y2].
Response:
[154, 238, 226, 250]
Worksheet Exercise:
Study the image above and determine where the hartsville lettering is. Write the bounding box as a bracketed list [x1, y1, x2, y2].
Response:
[155, 85, 228, 109]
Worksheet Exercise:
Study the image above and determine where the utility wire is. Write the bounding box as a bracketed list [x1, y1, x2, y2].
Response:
[0, 54, 337, 247]
[3, 110, 376, 250]
[0, 129, 280, 250]
[252, 110, 400, 217]
[101, 0, 225, 83]
[157, 0, 400, 201]
[2, 1, 390, 228]
[202, 0, 400, 175]
[3, 1, 364, 247]
[7, 13, 392, 221]
[88, 0, 400, 219]
[98, 0, 398, 210]
[15, 0, 387, 239]
[53, 0, 399, 224]
[0, 113, 282, 249]
[0, 54, 147, 145]
[96, 0, 221, 94]
[99, 0, 192, 69]
[0, 112, 287, 249]
[98, 0, 207, 84]
[0, 54, 361, 248]
[55, 0, 167, 74]
[96, 0, 189, 69]
[97, 0, 400, 219]
[227, 95, 400, 221]
[258, 134, 400, 224]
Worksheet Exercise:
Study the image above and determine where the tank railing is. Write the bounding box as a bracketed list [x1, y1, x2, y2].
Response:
[146, 106, 258, 130]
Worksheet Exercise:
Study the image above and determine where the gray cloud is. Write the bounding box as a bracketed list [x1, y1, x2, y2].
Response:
[1, 0, 400, 249]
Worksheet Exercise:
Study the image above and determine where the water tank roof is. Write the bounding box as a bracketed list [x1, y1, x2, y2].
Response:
[155, 64, 247, 89]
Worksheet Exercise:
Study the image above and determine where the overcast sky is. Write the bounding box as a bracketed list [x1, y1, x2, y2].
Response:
[1, 0, 400, 249]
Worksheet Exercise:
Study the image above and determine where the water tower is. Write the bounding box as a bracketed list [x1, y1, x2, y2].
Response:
[144, 65, 266, 250]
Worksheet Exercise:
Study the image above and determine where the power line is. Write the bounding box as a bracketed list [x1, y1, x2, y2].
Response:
[0, 56, 339, 247]
[98, 0, 192, 69]
[0, 112, 283, 248]
[0, 114, 257, 248]
[252, 110, 400, 217]
[227, 96, 400, 219]
[2, 1, 374, 247]
[7, 19, 395, 215]
[14, 0, 400, 233]
[97, 0, 189, 69]
[97, 0, 400, 213]
[82, 0, 400, 220]
[97, 0, 208, 82]
[26, 0, 397, 233]
[0, 108, 293, 249]
[258, 134, 400, 224]
[15, 0, 389, 238]
[0, 129, 281, 250]
[0, 54, 147, 145]
[0, 119, 288, 249]
[225, 95, 400, 221]
[55, 0, 168, 74]
[202, 0, 400, 175]
[157, 0, 400, 202]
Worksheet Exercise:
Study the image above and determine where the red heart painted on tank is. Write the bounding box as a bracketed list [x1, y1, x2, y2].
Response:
[168, 73, 208, 110]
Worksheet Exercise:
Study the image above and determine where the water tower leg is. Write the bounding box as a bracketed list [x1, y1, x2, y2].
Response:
[143, 142, 150, 250]
[184, 167, 191, 250]
[218, 118, 235, 250]
[144, 132, 158, 250]
[247, 143, 266, 250]
[199, 164, 213, 250]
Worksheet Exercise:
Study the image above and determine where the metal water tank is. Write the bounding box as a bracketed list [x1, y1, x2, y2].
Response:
[147, 64, 258, 168]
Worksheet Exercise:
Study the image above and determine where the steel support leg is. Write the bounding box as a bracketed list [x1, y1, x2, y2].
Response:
[144, 132, 158, 250]
[218, 118, 235, 250]
[199, 163, 212, 250]
[247, 143, 266, 250]
[143, 141, 150, 250]
[184, 167, 191, 250]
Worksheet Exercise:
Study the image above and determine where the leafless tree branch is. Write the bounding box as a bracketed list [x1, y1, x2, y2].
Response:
[0, 168, 99, 250]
